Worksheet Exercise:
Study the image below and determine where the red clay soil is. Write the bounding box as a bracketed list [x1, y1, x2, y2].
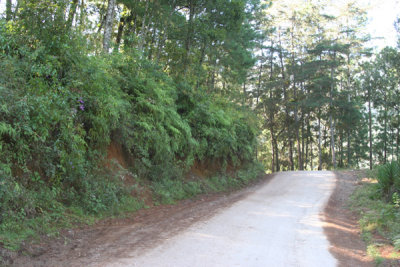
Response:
[106, 141, 135, 169]
[323, 170, 373, 266]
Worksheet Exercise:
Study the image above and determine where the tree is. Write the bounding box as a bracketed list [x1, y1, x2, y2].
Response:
[103, 0, 116, 53]
[254, 0, 370, 171]
[6, 0, 12, 21]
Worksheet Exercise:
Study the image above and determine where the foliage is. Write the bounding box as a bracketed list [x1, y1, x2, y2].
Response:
[350, 169, 400, 264]
[0, 0, 260, 252]
[186, 95, 258, 166]
[376, 161, 400, 200]
[152, 162, 264, 205]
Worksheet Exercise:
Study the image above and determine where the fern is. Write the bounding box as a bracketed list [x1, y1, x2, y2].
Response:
[0, 122, 16, 138]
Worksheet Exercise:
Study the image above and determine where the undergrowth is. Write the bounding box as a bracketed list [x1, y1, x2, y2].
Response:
[0, 162, 263, 255]
[152, 162, 264, 205]
[350, 164, 400, 265]
[0, 12, 260, 258]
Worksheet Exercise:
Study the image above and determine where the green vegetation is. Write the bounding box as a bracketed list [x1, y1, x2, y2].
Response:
[350, 163, 400, 264]
[252, 1, 400, 172]
[152, 162, 264, 205]
[0, 0, 261, 253]
[1, 0, 400, 261]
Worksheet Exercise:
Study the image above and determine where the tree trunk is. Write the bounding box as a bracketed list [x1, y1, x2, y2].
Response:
[274, 138, 280, 171]
[305, 118, 310, 170]
[116, 15, 126, 50]
[195, 38, 207, 90]
[290, 23, 302, 171]
[301, 117, 305, 170]
[156, 28, 166, 63]
[13, 0, 19, 20]
[339, 132, 343, 167]
[103, 0, 116, 53]
[6, 0, 12, 21]
[330, 52, 337, 169]
[67, 0, 78, 29]
[392, 126, 395, 160]
[268, 39, 278, 172]
[137, 0, 151, 53]
[397, 124, 399, 161]
[347, 128, 351, 167]
[310, 138, 314, 170]
[346, 55, 351, 167]
[294, 84, 302, 170]
[256, 53, 263, 107]
[210, 55, 217, 92]
[147, 25, 157, 60]
[271, 134, 275, 172]
[368, 85, 373, 170]
[277, 30, 293, 171]
[384, 91, 388, 164]
[289, 139, 294, 171]
[183, 0, 195, 76]
[318, 111, 322, 170]
[79, 0, 86, 32]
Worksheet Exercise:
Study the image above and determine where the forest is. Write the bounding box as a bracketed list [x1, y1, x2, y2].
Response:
[1, 0, 400, 254]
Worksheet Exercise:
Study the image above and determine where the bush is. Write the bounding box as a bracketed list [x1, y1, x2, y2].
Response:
[0, 11, 260, 251]
[110, 52, 198, 180]
[152, 162, 264, 205]
[376, 161, 400, 200]
[350, 171, 400, 264]
[185, 94, 258, 166]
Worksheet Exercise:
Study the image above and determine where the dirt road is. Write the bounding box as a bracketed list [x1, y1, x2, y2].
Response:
[103, 171, 336, 266]
[13, 171, 372, 267]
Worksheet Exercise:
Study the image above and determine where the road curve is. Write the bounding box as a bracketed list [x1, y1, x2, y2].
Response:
[106, 171, 337, 267]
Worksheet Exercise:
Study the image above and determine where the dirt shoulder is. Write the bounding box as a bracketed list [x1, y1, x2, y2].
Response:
[323, 170, 373, 266]
[8, 174, 274, 267]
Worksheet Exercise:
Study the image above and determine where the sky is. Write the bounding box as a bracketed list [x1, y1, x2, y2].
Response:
[364, 0, 400, 49]
[0, 0, 399, 50]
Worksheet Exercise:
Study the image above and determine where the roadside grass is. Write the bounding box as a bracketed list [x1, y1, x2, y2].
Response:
[350, 169, 400, 265]
[0, 195, 145, 252]
[0, 208, 96, 251]
[151, 162, 264, 205]
[0, 162, 264, 260]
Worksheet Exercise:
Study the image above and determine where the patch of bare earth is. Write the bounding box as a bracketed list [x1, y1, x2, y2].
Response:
[9, 174, 273, 267]
[323, 170, 373, 266]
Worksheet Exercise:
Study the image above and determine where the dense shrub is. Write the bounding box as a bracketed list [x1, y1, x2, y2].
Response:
[112, 52, 197, 180]
[376, 161, 400, 201]
[186, 96, 258, 166]
[0, 10, 259, 248]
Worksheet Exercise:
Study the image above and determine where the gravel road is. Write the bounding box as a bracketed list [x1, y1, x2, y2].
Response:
[105, 171, 337, 267]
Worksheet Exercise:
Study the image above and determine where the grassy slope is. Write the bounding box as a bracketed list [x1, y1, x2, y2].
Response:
[0, 161, 264, 264]
[350, 170, 400, 265]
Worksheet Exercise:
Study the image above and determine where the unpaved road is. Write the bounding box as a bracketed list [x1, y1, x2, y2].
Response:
[11, 171, 372, 267]
[105, 171, 336, 267]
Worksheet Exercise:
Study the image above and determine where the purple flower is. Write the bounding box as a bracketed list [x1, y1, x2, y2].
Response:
[78, 97, 84, 104]
[79, 104, 85, 111]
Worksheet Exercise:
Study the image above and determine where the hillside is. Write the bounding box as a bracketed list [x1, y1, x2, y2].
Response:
[0, 0, 261, 256]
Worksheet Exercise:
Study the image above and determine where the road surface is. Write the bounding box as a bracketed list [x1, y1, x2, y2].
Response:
[104, 171, 337, 267]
